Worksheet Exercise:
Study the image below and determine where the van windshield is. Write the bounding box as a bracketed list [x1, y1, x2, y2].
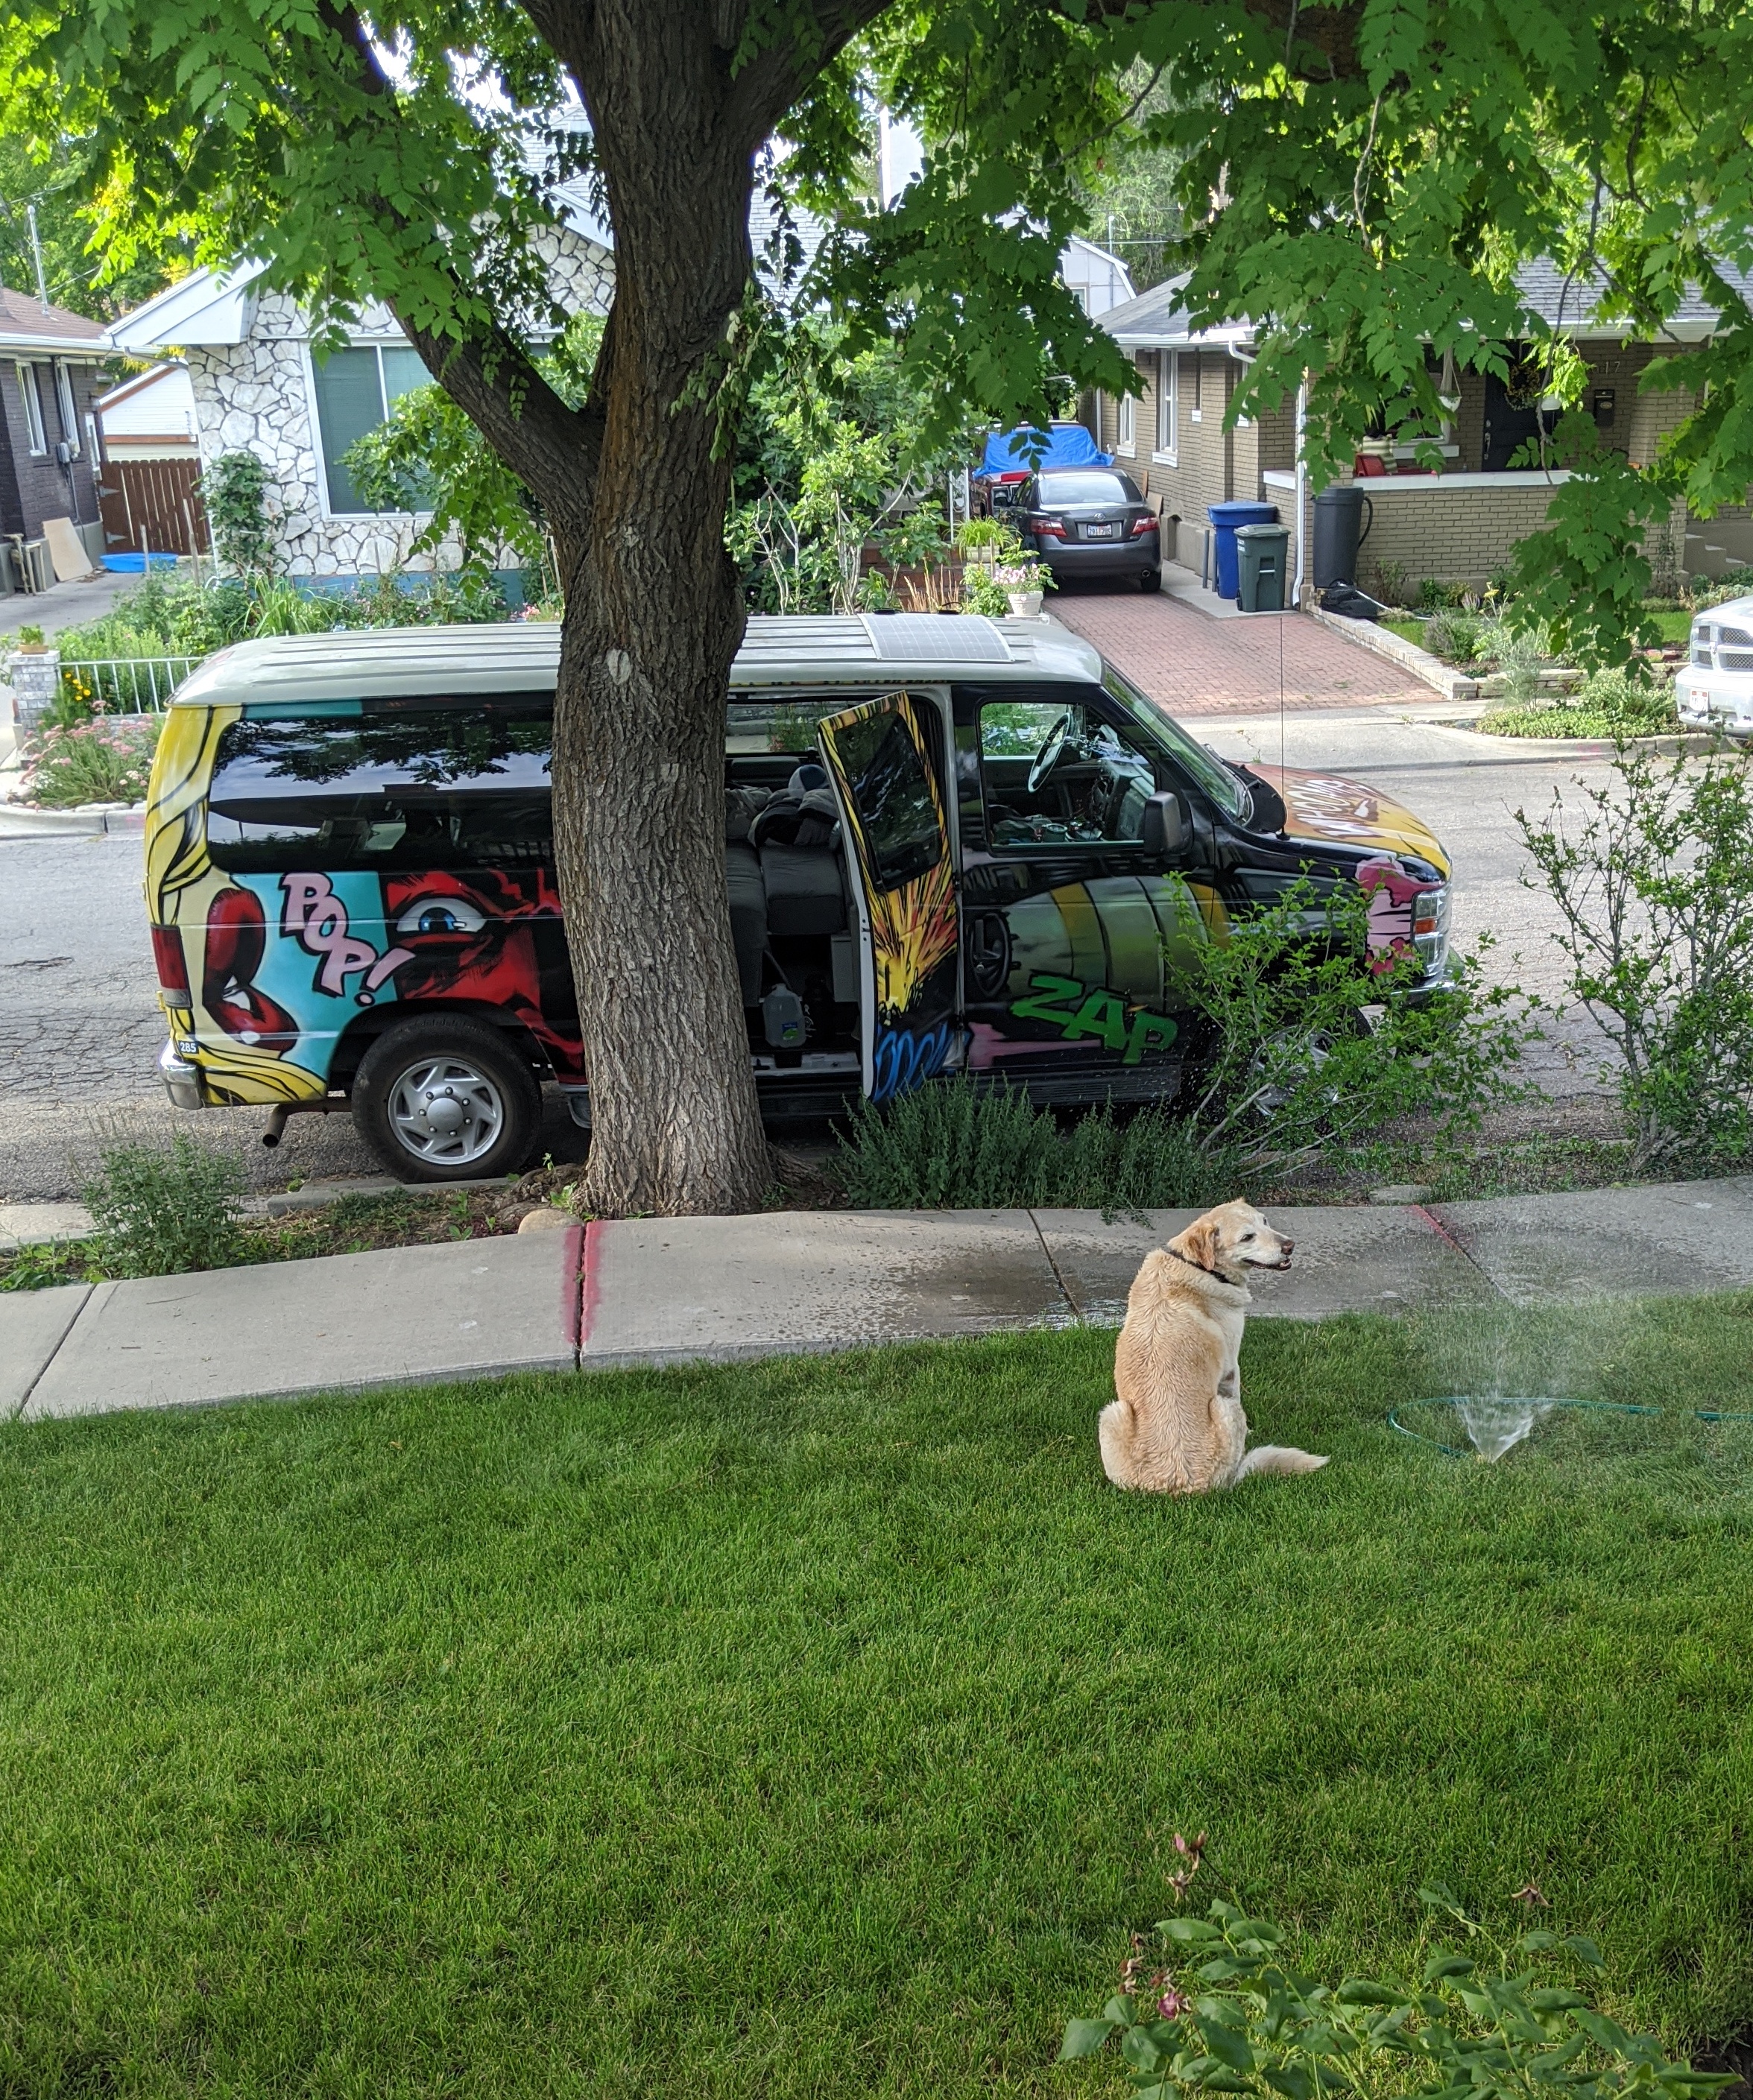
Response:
[1099, 664, 1253, 824]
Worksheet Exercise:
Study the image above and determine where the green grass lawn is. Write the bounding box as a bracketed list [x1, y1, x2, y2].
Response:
[6, 1302, 1753, 2096]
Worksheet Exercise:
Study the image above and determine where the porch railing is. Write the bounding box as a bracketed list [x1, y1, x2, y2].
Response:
[60, 656, 201, 714]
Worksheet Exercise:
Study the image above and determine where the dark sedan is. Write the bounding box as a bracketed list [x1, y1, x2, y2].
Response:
[1016, 468, 1161, 591]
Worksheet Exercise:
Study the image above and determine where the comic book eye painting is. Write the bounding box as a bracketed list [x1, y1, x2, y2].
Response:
[145, 620, 1452, 1181]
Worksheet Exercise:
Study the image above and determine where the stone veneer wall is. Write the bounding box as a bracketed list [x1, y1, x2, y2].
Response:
[184, 231, 613, 578]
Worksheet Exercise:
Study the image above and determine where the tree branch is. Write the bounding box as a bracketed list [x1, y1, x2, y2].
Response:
[318, 0, 603, 536]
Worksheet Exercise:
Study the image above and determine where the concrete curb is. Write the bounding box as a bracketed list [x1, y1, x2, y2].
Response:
[4, 1177, 1752, 1423]
[1309, 604, 1476, 700]
[0, 803, 146, 838]
[1414, 719, 1723, 762]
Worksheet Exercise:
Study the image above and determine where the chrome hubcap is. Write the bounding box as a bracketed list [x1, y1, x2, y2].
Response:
[388, 1056, 505, 1165]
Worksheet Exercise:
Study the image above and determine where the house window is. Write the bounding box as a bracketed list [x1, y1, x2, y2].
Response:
[1155, 350, 1178, 463]
[16, 364, 47, 454]
[54, 362, 80, 454]
[1116, 382, 1136, 454]
[1190, 353, 1203, 422]
[311, 343, 432, 514]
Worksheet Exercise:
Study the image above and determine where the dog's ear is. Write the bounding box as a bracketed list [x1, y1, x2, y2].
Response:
[1178, 1219, 1221, 1271]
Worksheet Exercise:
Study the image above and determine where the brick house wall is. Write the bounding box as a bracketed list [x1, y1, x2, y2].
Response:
[1099, 350, 1298, 569]
[0, 353, 107, 541]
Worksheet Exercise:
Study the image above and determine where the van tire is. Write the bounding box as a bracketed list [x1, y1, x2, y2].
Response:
[350, 1016, 541, 1183]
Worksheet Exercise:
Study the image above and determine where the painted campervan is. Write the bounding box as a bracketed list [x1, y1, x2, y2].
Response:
[145, 614, 1454, 1180]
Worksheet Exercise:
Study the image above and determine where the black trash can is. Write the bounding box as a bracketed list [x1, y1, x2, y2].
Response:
[1235, 522, 1290, 612]
[1313, 485, 1374, 591]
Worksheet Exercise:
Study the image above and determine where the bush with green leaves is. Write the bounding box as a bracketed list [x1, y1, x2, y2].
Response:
[1517, 745, 1753, 1172]
[202, 450, 275, 578]
[1169, 879, 1533, 1176]
[962, 566, 1012, 616]
[1422, 607, 1485, 664]
[830, 1086, 1241, 1211]
[1061, 1888, 1731, 2100]
[1481, 666, 1678, 741]
[81, 1133, 248, 1278]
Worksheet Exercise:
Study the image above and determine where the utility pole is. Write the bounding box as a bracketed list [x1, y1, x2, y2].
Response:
[26, 203, 50, 311]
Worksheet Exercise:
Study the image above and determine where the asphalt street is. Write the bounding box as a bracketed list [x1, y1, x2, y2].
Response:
[0, 717, 1620, 1201]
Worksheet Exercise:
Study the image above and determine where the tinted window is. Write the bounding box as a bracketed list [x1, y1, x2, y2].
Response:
[833, 706, 944, 891]
[1035, 471, 1141, 506]
[207, 707, 553, 872]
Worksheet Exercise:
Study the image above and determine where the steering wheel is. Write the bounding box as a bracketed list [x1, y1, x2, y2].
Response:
[1027, 711, 1076, 795]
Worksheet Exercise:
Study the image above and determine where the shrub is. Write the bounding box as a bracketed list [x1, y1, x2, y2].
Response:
[1061, 1885, 1729, 2100]
[1482, 665, 1678, 740]
[830, 1087, 1242, 1211]
[20, 712, 162, 807]
[1518, 744, 1753, 1171]
[203, 450, 275, 577]
[82, 1133, 249, 1278]
[1423, 606, 1485, 662]
[961, 566, 1011, 616]
[1169, 879, 1533, 1175]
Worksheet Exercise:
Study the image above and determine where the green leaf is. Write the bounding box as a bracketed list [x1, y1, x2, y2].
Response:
[1517, 1931, 1559, 1952]
[1165, 1919, 1225, 1944]
[1577, 2014, 1635, 2058]
[1266, 2066, 1315, 2100]
[1062, 2018, 1120, 2061]
[1335, 1981, 1405, 2008]
[1564, 1938, 1606, 1971]
[1199, 2017, 1258, 2072]
[1425, 1956, 1477, 1983]
[1125, 2028, 1167, 2072]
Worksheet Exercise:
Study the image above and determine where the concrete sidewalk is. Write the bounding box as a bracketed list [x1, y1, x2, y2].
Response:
[6, 1177, 1752, 1423]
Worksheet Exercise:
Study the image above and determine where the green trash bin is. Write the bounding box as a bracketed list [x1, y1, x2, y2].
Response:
[1235, 521, 1290, 611]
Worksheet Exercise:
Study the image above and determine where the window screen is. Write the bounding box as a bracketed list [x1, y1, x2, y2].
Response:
[833, 705, 944, 891]
[207, 707, 554, 873]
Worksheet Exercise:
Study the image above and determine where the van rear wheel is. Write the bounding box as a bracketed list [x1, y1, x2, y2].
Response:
[351, 1016, 541, 1183]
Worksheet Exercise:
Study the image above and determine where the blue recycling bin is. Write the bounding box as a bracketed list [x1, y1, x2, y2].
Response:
[1207, 500, 1279, 601]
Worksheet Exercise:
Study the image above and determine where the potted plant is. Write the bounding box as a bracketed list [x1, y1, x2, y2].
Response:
[994, 559, 1052, 617]
[13, 624, 45, 654]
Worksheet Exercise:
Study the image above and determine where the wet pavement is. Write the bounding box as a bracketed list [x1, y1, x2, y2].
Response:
[11, 1180, 1753, 1422]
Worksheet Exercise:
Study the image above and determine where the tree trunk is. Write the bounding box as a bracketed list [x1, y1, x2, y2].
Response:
[545, 38, 773, 1216]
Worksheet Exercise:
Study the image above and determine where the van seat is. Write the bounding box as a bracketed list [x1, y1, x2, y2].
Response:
[725, 842, 766, 1004]
[759, 842, 846, 938]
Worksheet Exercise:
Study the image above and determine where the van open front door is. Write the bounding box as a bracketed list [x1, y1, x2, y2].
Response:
[817, 693, 961, 1103]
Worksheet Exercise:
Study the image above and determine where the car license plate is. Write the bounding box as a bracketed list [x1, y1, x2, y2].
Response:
[1084, 522, 1116, 537]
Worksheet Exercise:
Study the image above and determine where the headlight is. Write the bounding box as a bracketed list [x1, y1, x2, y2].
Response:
[1412, 883, 1450, 974]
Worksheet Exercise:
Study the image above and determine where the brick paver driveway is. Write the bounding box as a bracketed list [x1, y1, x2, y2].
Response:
[1051, 585, 1430, 715]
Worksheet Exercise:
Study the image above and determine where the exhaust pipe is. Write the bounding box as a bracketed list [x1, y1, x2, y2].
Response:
[261, 1098, 350, 1149]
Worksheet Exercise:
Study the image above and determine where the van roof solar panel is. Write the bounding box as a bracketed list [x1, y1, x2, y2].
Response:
[859, 613, 1014, 663]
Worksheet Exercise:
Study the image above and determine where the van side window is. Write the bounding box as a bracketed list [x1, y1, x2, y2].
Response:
[977, 699, 1160, 850]
[206, 709, 553, 873]
[828, 704, 944, 891]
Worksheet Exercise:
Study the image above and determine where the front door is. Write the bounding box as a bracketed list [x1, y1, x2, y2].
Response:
[1481, 349, 1558, 472]
[955, 691, 1211, 1104]
[817, 692, 960, 1103]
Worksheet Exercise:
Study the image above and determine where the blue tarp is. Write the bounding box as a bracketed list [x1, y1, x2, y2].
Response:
[973, 424, 1113, 480]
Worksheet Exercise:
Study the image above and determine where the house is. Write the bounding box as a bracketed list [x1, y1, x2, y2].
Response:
[105, 164, 832, 583]
[107, 212, 615, 581]
[0, 286, 112, 591]
[95, 362, 199, 459]
[1090, 265, 1753, 599]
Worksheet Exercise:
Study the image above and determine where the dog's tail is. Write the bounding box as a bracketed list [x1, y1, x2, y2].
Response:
[1236, 1444, 1329, 1480]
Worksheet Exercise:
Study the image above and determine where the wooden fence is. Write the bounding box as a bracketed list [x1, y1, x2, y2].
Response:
[97, 458, 211, 559]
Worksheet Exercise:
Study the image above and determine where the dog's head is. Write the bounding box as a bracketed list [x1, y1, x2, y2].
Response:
[1171, 1200, 1294, 1282]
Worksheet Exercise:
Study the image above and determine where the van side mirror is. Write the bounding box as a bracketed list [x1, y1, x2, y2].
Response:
[1141, 791, 1188, 859]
